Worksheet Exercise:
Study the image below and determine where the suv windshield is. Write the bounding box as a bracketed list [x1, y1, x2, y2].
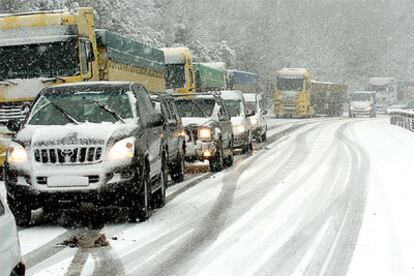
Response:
[351, 93, 372, 102]
[28, 91, 135, 125]
[224, 99, 242, 117]
[0, 39, 79, 80]
[175, 98, 216, 118]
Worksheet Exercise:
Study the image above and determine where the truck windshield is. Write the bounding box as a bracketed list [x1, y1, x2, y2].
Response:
[166, 64, 186, 89]
[28, 91, 134, 125]
[224, 100, 242, 117]
[277, 78, 304, 91]
[351, 93, 372, 102]
[0, 39, 79, 80]
[175, 98, 216, 118]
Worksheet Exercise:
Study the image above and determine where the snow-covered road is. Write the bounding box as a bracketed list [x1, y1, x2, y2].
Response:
[3, 117, 414, 275]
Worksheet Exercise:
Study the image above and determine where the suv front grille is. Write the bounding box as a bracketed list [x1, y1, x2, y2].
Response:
[34, 147, 103, 164]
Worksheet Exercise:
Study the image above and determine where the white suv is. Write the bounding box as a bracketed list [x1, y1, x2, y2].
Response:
[244, 93, 267, 142]
[0, 196, 25, 276]
[221, 90, 254, 153]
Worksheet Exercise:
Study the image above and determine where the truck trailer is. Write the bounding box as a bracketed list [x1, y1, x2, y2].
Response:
[311, 81, 347, 116]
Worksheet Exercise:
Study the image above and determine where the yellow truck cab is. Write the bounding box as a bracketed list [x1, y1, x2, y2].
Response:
[162, 47, 196, 94]
[274, 68, 313, 118]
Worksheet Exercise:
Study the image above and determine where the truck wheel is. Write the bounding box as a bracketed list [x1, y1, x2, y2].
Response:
[129, 165, 151, 222]
[210, 144, 224, 172]
[8, 197, 31, 227]
[153, 153, 168, 209]
[170, 151, 185, 183]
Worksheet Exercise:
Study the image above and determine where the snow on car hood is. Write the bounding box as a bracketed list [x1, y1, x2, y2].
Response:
[181, 117, 215, 127]
[15, 123, 136, 147]
[351, 101, 372, 109]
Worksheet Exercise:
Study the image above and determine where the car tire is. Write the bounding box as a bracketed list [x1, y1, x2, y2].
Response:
[224, 140, 234, 168]
[8, 197, 31, 227]
[210, 144, 224, 172]
[153, 152, 168, 209]
[170, 151, 185, 183]
[129, 165, 151, 222]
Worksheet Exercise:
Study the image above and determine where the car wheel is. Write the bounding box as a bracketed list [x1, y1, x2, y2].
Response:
[129, 165, 151, 222]
[170, 151, 185, 183]
[210, 144, 224, 172]
[8, 196, 31, 227]
[224, 140, 234, 168]
[153, 152, 168, 208]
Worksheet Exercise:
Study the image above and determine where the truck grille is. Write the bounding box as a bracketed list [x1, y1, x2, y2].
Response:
[34, 147, 103, 164]
[0, 103, 28, 125]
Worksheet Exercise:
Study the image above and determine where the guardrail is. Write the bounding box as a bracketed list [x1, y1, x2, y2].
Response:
[389, 109, 414, 130]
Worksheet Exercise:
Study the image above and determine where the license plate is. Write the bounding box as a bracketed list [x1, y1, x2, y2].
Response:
[47, 176, 89, 187]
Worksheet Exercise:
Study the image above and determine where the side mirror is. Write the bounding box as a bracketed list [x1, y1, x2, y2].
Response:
[262, 110, 268, 115]
[7, 119, 21, 132]
[148, 113, 165, 127]
[219, 114, 230, 121]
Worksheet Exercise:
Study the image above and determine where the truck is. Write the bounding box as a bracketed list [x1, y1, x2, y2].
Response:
[311, 81, 347, 116]
[0, 7, 166, 166]
[274, 68, 313, 118]
[162, 47, 196, 94]
[368, 77, 398, 113]
[227, 70, 259, 94]
[194, 63, 226, 92]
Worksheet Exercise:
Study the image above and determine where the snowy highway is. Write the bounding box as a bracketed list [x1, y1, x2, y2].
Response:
[3, 116, 414, 276]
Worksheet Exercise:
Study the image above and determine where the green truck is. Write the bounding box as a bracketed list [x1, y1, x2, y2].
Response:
[194, 63, 227, 92]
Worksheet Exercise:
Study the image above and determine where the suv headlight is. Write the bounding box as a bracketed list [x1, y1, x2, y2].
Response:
[7, 142, 28, 164]
[108, 137, 135, 160]
[233, 125, 246, 135]
[198, 127, 213, 141]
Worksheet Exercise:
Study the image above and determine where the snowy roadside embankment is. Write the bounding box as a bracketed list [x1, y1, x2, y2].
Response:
[348, 119, 414, 276]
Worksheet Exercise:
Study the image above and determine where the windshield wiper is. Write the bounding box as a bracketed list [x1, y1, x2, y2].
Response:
[47, 100, 79, 125]
[92, 101, 126, 124]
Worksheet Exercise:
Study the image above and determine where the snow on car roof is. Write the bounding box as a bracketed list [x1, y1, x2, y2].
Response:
[52, 81, 134, 88]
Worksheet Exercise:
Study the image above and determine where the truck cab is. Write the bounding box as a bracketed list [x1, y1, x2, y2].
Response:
[162, 47, 196, 94]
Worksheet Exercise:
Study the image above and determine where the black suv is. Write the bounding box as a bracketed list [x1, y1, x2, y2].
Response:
[151, 94, 186, 183]
[174, 93, 234, 172]
[4, 82, 168, 226]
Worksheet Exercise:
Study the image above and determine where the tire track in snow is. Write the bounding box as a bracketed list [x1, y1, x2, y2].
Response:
[299, 121, 369, 276]
[191, 121, 341, 275]
[253, 122, 353, 275]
